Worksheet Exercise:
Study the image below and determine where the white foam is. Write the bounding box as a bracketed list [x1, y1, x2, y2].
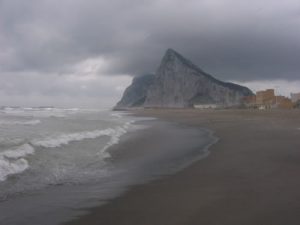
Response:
[31, 129, 115, 148]
[0, 158, 29, 181]
[100, 127, 128, 156]
[2, 107, 66, 118]
[0, 144, 35, 181]
[0, 119, 135, 182]
[0, 144, 35, 159]
[0, 137, 25, 146]
[0, 119, 41, 126]
[111, 113, 123, 118]
[22, 120, 41, 125]
[30, 122, 132, 151]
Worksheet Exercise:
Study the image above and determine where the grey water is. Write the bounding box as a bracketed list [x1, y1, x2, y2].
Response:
[0, 107, 217, 225]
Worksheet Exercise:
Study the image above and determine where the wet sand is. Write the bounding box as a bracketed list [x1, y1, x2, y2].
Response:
[65, 109, 300, 225]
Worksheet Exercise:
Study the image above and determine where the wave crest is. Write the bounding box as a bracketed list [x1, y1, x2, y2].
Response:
[0, 119, 41, 126]
[0, 144, 35, 181]
[30, 127, 127, 149]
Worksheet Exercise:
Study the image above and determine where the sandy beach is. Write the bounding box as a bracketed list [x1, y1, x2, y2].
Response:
[66, 109, 300, 225]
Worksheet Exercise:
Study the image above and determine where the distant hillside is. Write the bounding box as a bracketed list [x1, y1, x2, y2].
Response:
[115, 49, 253, 109]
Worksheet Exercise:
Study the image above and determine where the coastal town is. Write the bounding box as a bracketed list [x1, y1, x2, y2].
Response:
[193, 89, 300, 110]
[243, 89, 300, 110]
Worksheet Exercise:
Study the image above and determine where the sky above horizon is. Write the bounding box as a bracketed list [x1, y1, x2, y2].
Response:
[1, 0, 300, 107]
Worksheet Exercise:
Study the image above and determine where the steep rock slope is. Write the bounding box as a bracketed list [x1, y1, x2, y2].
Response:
[115, 49, 253, 109]
[114, 74, 155, 109]
[144, 49, 253, 108]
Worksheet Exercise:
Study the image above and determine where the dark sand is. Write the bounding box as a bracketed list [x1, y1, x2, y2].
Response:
[66, 109, 300, 225]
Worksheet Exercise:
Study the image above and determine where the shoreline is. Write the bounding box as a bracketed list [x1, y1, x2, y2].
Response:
[0, 116, 215, 225]
[65, 109, 300, 225]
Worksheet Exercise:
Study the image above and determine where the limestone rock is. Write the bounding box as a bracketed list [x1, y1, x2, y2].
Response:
[115, 49, 253, 109]
[114, 74, 155, 110]
[145, 49, 253, 108]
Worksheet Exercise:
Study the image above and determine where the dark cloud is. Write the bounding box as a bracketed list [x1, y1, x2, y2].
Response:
[0, 0, 300, 106]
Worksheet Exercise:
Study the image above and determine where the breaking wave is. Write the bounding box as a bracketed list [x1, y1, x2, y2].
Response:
[30, 127, 128, 150]
[0, 144, 35, 181]
[0, 122, 133, 182]
[0, 119, 41, 126]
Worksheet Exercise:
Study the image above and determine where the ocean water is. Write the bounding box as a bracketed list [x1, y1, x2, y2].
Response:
[0, 107, 217, 225]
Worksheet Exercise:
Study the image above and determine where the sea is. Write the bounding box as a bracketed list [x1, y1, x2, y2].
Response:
[0, 107, 217, 225]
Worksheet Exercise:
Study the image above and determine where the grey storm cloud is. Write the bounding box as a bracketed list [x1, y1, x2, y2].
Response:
[1, 0, 300, 81]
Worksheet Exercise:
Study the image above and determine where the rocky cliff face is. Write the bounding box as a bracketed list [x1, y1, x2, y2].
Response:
[115, 49, 253, 109]
[114, 74, 155, 109]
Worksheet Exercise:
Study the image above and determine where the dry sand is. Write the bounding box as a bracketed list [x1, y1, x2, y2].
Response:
[65, 109, 300, 225]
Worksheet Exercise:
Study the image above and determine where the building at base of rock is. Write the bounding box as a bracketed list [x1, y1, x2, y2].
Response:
[242, 89, 295, 110]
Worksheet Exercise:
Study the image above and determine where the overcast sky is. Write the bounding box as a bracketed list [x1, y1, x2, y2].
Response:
[1, 0, 299, 107]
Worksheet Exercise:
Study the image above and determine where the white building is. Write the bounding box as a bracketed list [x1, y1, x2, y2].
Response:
[194, 104, 218, 109]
